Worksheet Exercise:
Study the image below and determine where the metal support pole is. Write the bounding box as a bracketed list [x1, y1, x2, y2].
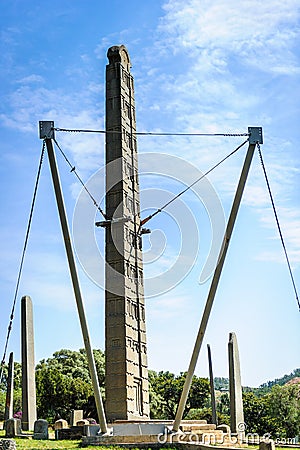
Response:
[40, 123, 108, 433]
[172, 142, 256, 432]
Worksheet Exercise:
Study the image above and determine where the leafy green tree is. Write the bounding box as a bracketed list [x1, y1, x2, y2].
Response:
[217, 392, 230, 416]
[243, 383, 300, 438]
[148, 370, 164, 419]
[243, 391, 271, 435]
[266, 384, 300, 438]
[149, 370, 210, 419]
[36, 348, 105, 387]
[35, 348, 105, 423]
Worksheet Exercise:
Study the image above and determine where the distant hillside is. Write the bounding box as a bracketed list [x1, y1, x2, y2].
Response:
[214, 377, 229, 391]
[214, 368, 300, 394]
[258, 368, 300, 390]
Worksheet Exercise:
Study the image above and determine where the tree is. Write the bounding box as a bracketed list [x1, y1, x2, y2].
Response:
[243, 383, 300, 439]
[266, 384, 300, 438]
[243, 391, 270, 435]
[35, 348, 105, 423]
[217, 392, 230, 417]
[149, 370, 210, 419]
[36, 348, 105, 387]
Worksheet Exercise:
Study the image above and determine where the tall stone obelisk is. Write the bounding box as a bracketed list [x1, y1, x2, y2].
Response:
[21, 295, 37, 430]
[104, 45, 149, 421]
[4, 352, 14, 420]
[228, 332, 244, 438]
[207, 344, 218, 426]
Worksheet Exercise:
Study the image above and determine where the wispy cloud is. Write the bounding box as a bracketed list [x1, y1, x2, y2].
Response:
[16, 74, 44, 84]
[160, 0, 300, 73]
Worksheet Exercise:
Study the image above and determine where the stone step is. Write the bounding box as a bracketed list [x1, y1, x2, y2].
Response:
[112, 419, 208, 425]
[180, 423, 217, 431]
[181, 419, 208, 424]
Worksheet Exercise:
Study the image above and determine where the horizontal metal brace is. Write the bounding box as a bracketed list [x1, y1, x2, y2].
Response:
[95, 217, 130, 227]
[141, 228, 151, 235]
[248, 127, 263, 144]
[39, 121, 55, 139]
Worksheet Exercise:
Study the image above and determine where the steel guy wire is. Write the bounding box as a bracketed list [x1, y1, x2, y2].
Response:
[53, 126, 249, 138]
[0, 141, 45, 384]
[53, 138, 107, 220]
[257, 143, 300, 311]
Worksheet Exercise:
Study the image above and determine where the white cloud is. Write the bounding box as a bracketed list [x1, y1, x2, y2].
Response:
[0, 82, 106, 180]
[160, 0, 300, 74]
[16, 74, 44, 84]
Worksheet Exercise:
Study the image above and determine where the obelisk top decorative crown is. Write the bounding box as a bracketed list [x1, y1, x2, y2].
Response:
[107, 45, 131, 70]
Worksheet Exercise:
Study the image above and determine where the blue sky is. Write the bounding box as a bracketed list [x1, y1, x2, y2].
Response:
[0, 0, 299, 388]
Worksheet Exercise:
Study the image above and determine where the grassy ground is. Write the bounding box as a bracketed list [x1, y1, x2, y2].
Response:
[9, 438, 82, 449]
[0, 431, 132, 449]
[0, 429, 80, 448]
[1, 431, 159, 450]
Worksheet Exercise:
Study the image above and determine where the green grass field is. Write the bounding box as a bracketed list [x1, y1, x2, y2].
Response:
[0, 431, 138, 449]
[0, 431, 163, 450]
[0, 429, 81, 448]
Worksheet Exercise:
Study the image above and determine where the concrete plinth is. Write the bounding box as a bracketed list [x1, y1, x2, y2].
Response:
[81, 420, 231, 447]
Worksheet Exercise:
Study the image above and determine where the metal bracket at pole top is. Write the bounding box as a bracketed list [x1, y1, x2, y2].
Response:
[248, 127, 263, 145]
[39, 121, 55, 140]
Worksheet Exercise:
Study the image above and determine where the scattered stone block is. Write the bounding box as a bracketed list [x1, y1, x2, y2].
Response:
[56, 426, 83, 440]
[70, 409, 83, 426]
[76, 419, 89, 426]
[33, 419, 48, 440]
[5, 418, 21, 438]
[54, 418, 68, 430]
